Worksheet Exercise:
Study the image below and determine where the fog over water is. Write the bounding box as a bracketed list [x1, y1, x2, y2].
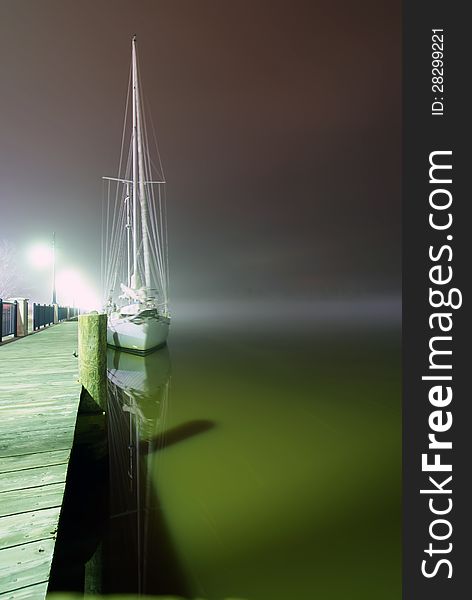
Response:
[0, 0, 400, 314]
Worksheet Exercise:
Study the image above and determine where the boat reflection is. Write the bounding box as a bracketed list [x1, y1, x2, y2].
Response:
[107, 345, 171, 399]
[102, 346, 188, 596]
[107, 346, 171, 444]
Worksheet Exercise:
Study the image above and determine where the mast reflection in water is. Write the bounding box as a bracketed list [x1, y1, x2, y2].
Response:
[101, 346, 189, 596]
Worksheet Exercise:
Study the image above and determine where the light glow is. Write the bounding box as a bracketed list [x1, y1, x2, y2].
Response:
[56, 268, 101, 311]
[27, 243, 54, 269]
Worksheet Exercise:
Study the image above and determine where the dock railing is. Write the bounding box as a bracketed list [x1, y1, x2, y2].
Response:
[33, 303, 55, 331]
[58, 305, 69, 322]
[0, 299, 18, 342]
[0, 299, 81, 343]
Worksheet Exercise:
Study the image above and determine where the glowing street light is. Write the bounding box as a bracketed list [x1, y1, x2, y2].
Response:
[27, 237, 100, 311]
[28, 243, 53, 269]
[27, 233, 57, 304]
[56, 268, 101, 311]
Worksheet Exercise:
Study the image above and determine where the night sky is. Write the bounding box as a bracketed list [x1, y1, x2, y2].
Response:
[0, 0, 400, 319]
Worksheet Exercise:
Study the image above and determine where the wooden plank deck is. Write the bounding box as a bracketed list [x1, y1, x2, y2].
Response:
[0, 322, 81, 599]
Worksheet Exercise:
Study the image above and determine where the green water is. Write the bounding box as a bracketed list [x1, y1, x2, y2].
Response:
[96, 323, 401, 600]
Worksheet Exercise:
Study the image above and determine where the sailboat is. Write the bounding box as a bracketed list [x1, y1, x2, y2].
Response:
[103, 35, 170, 353]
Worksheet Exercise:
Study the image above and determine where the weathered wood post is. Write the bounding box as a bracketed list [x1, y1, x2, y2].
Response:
[76, 309, 108, 593]
[78, 313, 107, 412]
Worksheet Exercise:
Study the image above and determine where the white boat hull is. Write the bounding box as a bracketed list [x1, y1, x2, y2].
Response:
[107, 312, 170, 354]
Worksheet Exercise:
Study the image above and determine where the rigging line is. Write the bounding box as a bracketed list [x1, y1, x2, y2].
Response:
[157, 185, 167, 301]
[142, 93, 160, 177]
[149, 242, 164, 300]
[107, 175, 133, 294]
[108, 152, 132, 292]
[106, 75, 132, 286]
[144, 126, 166, 286]
[163, 186, 170, 304]
[144, 168, 164, 291]
[115, 205, 128, 285]
[141, 96, 168, 306]
[117, 144, 132, 290]
[105, 180, 111, 294]
[107, 213, 122, 294]
[106, 181, 113, 291]
[145, 92, 166, 180]
[110, 185, 122, 280]
[106, 189, 115, 300]
[117, 67, 132, 181]
[106, 197, 114, 292]
[148, 184, 167, 301]
[111, 219, 127, 296]
[104, 180, 110, 293]
[106, 189, 121, 288]
[142, 110, 167, 296]
[142, 120, 167, 301]
[111, 214, 125, 285]
[150, 192, 166, 300]
[143, 144, 167, 298]
[149, 204, 166, 299]
[108, 194, 127, 294]
[142, 105, 169, 304]
[143, 139, 161, 266]
[107, 69, 132, 292]
[112, 177, 124, 238]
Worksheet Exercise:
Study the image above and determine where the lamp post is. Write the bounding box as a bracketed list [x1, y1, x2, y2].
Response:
[52, 232, 57, 304]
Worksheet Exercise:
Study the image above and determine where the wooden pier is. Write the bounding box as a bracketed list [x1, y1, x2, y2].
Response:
[0, 322, 81, 599]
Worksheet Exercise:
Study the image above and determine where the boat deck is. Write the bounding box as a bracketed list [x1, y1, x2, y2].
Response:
[0, 322, 81, 599]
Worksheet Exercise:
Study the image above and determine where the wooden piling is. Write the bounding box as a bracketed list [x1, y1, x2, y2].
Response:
[78, 313, 107, 412]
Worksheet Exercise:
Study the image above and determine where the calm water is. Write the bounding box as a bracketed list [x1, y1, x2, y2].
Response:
[51, 323, 401, 600]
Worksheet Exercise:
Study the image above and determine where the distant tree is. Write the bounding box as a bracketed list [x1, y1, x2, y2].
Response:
[0, 239, 19, 299]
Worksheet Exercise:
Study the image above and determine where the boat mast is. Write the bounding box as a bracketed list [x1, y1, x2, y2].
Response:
[131, 35, 139, 286]
[125, 183, 132, 287]
[133, 36, 152, 293]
